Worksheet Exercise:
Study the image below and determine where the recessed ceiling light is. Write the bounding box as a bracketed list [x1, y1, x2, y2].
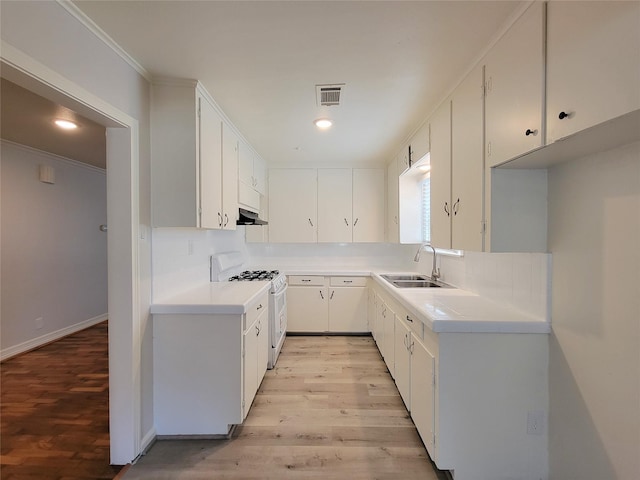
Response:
[314, 118, 332, 129]
[54, 119, 78, 130]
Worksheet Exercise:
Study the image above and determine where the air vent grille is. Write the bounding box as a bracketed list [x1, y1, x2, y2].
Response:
[316, 84, 345, 106]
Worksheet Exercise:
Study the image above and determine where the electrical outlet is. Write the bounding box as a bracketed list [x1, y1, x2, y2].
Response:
[35, 317, 44, 330]
[527, 410, 545, 435]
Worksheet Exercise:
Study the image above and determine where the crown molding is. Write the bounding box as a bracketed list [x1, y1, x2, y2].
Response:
[56, 0, 152, 82]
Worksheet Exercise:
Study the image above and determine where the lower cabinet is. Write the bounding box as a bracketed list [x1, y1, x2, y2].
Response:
[153, 291, 269, 435]
[287, 275, 368, 333]
[372, 280, 547, 480]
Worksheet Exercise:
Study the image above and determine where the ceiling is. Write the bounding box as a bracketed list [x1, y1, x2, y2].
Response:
[1, 78, 107, 168]
[70, 0, 522, 166]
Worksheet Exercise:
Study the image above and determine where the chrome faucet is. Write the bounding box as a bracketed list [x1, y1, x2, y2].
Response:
[414, 243, 440, 280]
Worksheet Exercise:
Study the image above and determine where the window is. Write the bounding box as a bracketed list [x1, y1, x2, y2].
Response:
[421, 176, 431, 243]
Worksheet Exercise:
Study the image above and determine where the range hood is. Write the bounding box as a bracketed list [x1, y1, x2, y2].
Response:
[236, 208, 268, 226]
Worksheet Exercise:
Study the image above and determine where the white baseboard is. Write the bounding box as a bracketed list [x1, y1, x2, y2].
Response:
[139, 427, 157, 457]
[1, 313, 108, 361]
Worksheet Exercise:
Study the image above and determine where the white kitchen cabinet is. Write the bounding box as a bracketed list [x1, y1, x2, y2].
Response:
[221, 123, 239, 229]
[318, 169, 352, 243]
[410, 334, 436, 458]
[152, 80, 232, 229]
[268, 169, 317, 243]
[153, 290, 269, 435]
[394, 313, 411, 409]
[382, 302, 396, 378]
[451, 64, 484, 251]
[287, 276, 368, 333]
[546, 1, 640, 144]
[352, 169, 385, 243]
[409, 121, 430, 165]
[397, 144, 410, 175]
[429, 99, 452, 249]
[238, 141, 267, 212]
[386, 159, 399, 243]
[243, 300, 268, 418]
[484, 1, 545, 167]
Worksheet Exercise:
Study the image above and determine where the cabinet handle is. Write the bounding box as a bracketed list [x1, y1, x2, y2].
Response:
[409, 339, 414, 354]
[319, 290, 324, 300]
[301, 279, 311, 282]
[444, 202, 450, 217]
[394, 215, 398, 225]
[344, 218, 349, 226]
[344, 280, 353, 284]
[406, 315, 413, 323]
[353, 218, 359, 226]
[525, 128, 538, 136]
[218, 212, 223, 227]
[330, 290, 335, 300]
[256, 303, 263, 311]
[256, 323, 260, 336]
[558, 111, 570, 120]
[403, 333, 408, 349]
[453, 198, 460, 216]
[308, 218, 314, 227]
[223, 213, 229, 227]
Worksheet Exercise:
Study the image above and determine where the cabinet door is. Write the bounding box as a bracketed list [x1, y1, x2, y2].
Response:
[383, 304, 396, 378]
[286, 286, 328, 332]
[429, 100, 452, 249]
[352, 169, 385, 242]
[199, 94, 224, 229]
[268, 169, 317, 243]
[222, 123, 238, 230]
[257, 314, 269, 386]
[318, 169, 353, 243]
[394, 315, 411, 410]
[253, 155, 267, 195]
[410, 122, 430, 164]
[243, 318, 259, 419]
[374, 298, 386, 355]
[328, 287, 368, 332]
[387, 160, 399, 243]
[546, 1, 640, 143]
[397, 145, 410, 175]
[411, 336, 436, 458]
[484, 1, 544, 167]
[451, 65, 484, 251]
[238, 140, 253, 187]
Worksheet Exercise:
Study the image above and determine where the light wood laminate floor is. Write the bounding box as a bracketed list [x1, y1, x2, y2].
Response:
[123, 336, 448, 480]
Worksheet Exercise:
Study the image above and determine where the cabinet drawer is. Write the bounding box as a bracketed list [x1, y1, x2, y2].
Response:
[244, 291, 269, 330]
[288, 275, 325, 286]
[403, 312, 424, 341]
[330, 276, 367, 287]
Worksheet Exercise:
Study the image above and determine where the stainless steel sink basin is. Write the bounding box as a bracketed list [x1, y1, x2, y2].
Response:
[381, 274, 452, 289]
[381, 274, 430, 282]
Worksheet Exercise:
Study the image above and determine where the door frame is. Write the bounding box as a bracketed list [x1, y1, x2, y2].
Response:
[1, 42, 142, 464]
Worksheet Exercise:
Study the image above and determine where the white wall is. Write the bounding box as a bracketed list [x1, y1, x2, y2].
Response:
[0, 141, 107, 357]
[547, 141, 640, 479]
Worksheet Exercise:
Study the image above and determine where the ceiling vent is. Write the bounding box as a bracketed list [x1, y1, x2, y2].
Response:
[316, 84, 345, 107]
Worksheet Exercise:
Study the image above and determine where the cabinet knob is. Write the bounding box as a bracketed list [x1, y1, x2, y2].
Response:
[558, 111, 570, 120]
[525, 128, 538, 136]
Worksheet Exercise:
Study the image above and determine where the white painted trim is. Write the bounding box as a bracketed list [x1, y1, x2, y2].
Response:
[140, 427, 157, 456]
[1, 140, 107, 174]
[0, 314, 108, 362]
[55, 0, 152, 82]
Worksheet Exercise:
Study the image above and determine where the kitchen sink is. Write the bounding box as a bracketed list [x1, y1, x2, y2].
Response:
[381, 274, 452, 289]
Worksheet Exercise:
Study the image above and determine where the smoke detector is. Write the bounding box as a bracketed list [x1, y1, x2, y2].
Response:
[316, 84, 345, 107]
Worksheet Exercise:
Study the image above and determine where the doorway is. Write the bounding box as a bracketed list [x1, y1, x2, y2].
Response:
[1, 47, 143, 465]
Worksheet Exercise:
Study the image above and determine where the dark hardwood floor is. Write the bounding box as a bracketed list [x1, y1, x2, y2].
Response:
[1, 321, 122, 480]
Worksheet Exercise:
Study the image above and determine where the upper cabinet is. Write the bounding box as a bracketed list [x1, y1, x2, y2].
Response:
[387, 159, 400, 243]
[238, 141, 266, 213]
[546, 1, 640, 143]
[268, 169, 317, 243]
[409, 122, 430, 166]
[451, 64, 484, 252]
[352, 169, 385, 243]
[152, 80, 237, 230]
[429, 100, 452, 249]
[484, 1, 545, 167]
[269, 168, 384, 243]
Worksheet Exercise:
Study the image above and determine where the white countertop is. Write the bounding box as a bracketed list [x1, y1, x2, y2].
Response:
[150, 281, 270, 315]
[370, 272, 550, 334]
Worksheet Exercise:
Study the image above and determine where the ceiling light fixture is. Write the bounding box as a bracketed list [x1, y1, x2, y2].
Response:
[54, 119, 78, 130]
[314, 118, 332, 129]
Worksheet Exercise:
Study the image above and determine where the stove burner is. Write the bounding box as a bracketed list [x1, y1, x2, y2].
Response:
[229, 269, 280, 282]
